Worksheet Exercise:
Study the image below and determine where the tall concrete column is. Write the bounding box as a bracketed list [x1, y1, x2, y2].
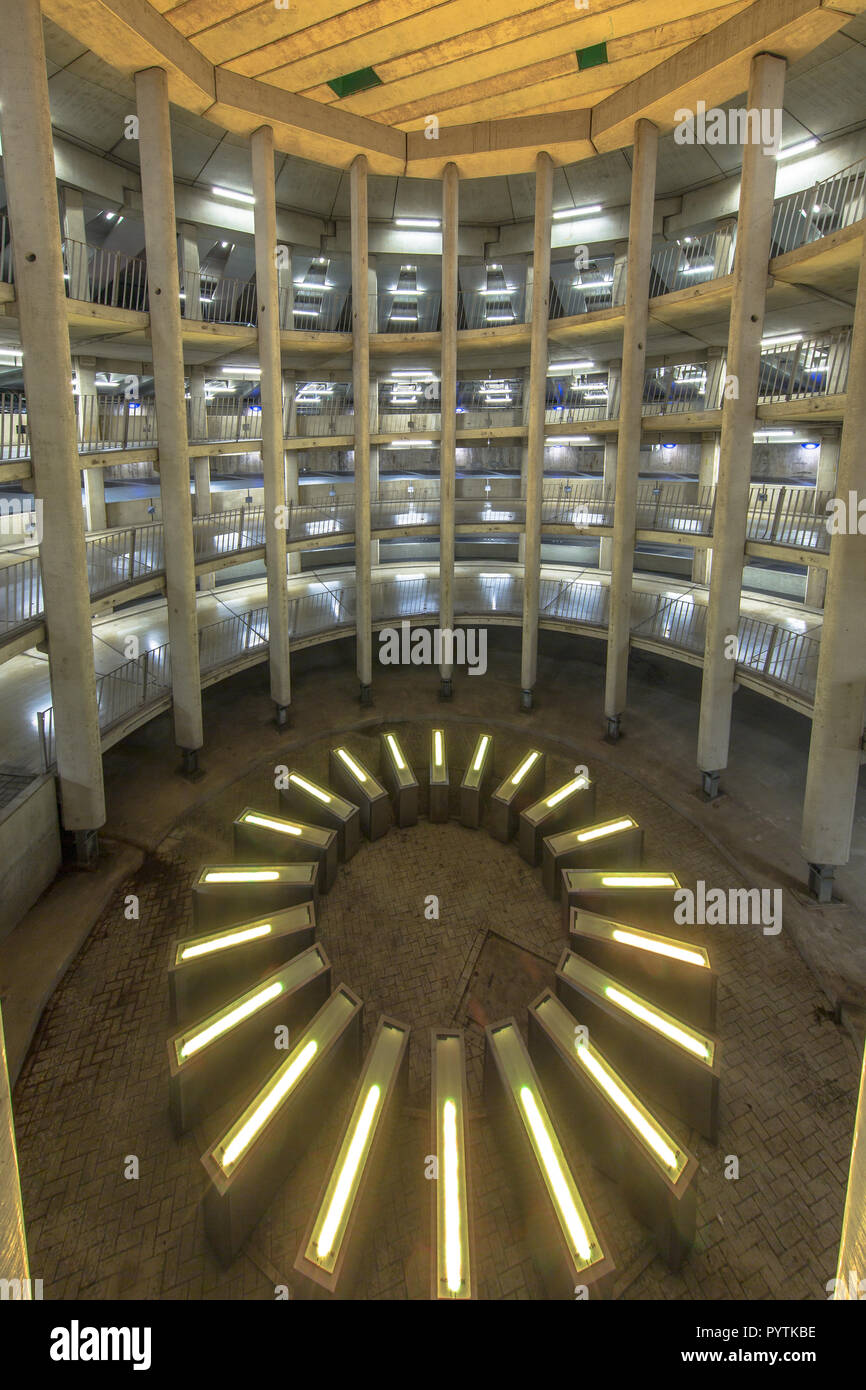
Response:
[251, 125, 292, 720]
[604, 121, 658, 737]
[800, 233, 866, 897]
[189, 366, 215, 592]
[281, 368, 301, 575]
[439, 162, 458, 694]
[804, 428, 840, 608]
[697, 53, 787, 794]
[351, 155, 372, 701]
[524, 259, 534, 323]
[135, 66, 203, 764]
[611, 244, 628, 307]
[713, 219, 737, 277]
[277, 242, 293, 330]
[62, 188, 89, 299]
[518, 366, 530, 565]
[520, 151, 553, 709]
[178, 222, 200, 319]
[692, 432, 720, 583]
[369, 376, 380, 567]
[599, 358, 622, 569]
[77, 361, 107, 531]
[0, 0, 105, 841]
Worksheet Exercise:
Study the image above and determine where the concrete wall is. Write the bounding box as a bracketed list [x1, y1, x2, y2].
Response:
[0, 776, 61, 942]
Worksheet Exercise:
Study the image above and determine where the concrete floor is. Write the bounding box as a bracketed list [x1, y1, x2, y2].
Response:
[5, 630, 865, 1299]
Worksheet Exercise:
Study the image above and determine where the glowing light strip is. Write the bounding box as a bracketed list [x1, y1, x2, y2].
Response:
[600, 874, 675, 888]
[204, 870, 280, 883]
[385, 734, 406, 770]
[442, 1101, 462, 1292]
[288, 773, 332, 804]
[545, 776, 588, 808]
[336, 748, 367, 783]
[472, 735, 490, 773]
[433, 730, 444, 767]
[510, 751, 540, 786]
[576, 818, 634, 842]
[611, 928, 706, 967]
[519, 1087, 591, 1261]
[180, 923, 271, 960]
[316, 1085, 382, 1258]
[576, 1045, 678, 1169]
[242, 813, 303, 836]
[180, 982, 283, 1059]
[220, 1040, 318, 1169]
[605, 987, 711, 1061]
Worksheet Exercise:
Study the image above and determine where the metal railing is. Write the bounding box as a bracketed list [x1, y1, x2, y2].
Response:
[62, 239, 149, 312]
[0, 214, 12, 285]
[180, 267, 257, 326]
[374, 291, 442, 333]
[758, 329, 851, 401]
[771, 155, 866, 256]
[641, 367, 713, 416]
[36, 569, 822, 768]
[549, 260, 618, 319]
[746, 486, 833, 552]
[649, 231, 735, 297]
[458, 288, 527, 330]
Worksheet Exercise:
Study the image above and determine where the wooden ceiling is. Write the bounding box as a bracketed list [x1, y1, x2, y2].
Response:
[43, 0, 865, 174]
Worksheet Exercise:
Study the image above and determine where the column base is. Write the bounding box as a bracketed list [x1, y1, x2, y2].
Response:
[178, 748, 205, 781]
[520, 688, 533, 712]
[700, 770, 721, 800]
[439, 678, 453, 701]
[807, 862, 835, 904]
[274, 703, 290, 730]
[605, 714, 621, 742]
[63, 828, 100, 868]
[359, 683, 373, 707]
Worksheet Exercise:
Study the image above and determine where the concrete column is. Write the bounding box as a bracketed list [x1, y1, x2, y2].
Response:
[251, 125, 292, 719]
[804, 428, 840, 608]
[439, 162, 458, 693]
[800, 232, 866, 894]
[135, 67, 203, 763]
[518, 366, 530, 565]
[62, 188, 89, 300]
[524, 259, 534, 323]
[0, 0, 105, 840]
[76, 361, 107, 531]
[611, 244, 628, 307]
[277, 242, 293, 330]
[369, 375, 380, 567]
[189, 366, 215, 591]
[599, 358, 622, 569]
[713, 219, 737, 277]
[697, 54, 787, 793]
[281, 368, 301, 575]
[520, 151, 553, 709]
[178, 221, 200, 319]
[351, 155, 372, 700]
[604, 121, 658, 737]
[692, 432, 720, 583]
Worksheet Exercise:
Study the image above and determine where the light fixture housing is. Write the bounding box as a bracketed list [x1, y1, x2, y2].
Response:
[329, 747, 391, 841]
[379, 731, 419, 826]
[541, 816, 642, 899]
[519, 773, 596, 866]
[431, 1030, 475, 1299]
[490, 750, 547, 842]
[460, 733, 495, 827]
[559, 867, 683, 936]
[233, 808, 339, 893]
[192, 862, 319, 931]
[278, 770, 361, 863]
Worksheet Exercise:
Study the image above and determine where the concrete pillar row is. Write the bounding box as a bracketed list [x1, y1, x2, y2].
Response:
[439, 162, 459, 693]
[804, 428, 841, 609]
[603, 119, 659, 738]
[697, 53, 787, 795]
[76, 360, 108, 533]
[519, 151, 554, 709]
[800, 242, 866, 893]
[0, 0, 105, 845]
[351, 155, 373, 701]
[63, 191, 106, 533]
[135, 66, 203, 766]
[251, 124, 292, 719]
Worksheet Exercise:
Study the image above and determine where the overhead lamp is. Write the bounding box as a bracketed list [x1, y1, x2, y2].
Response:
[395, 218, 440, 229]
[211, 185, 255, 205]
[553, 204, 602, 221]
[761, 333, 803, 347]
[573, 278, 612, 289]
[392, 370, 435, 378]
[547, 360, 594, 374]
[221, 366, 261, 376]
[549, 436, 592, 445]
[776, 138, 818, 161]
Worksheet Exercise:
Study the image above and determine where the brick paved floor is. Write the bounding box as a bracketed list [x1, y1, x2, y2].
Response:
[11, 721, 861, 1299]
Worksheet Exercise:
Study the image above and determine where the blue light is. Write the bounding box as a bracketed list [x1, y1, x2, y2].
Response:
[662, 442, 676, 450]
[801, 442, 819, 450]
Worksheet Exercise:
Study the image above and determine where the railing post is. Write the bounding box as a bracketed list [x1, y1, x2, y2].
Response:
[770, 487, 786, 541]
[127, 527, 136, 584]
[236, 504, 245, 550]
[37, 709, 48, 773]
[140, 647, 150, 702]
[761, 625, 780, 676]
